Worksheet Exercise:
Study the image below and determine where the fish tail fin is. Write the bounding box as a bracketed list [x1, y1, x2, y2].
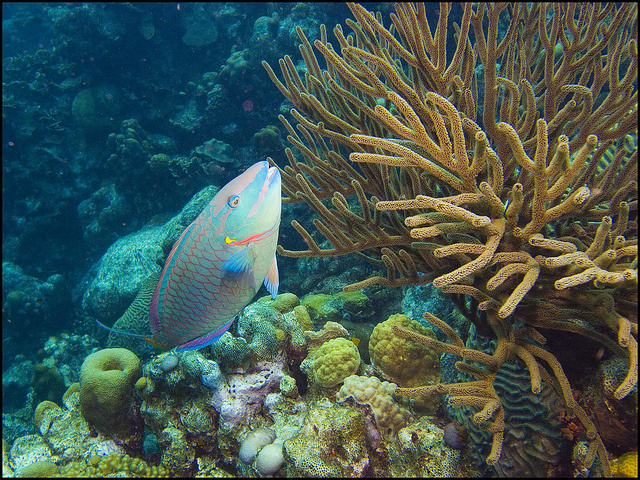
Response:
[94, 319, 150, 340]
[95, 319, 170, 351]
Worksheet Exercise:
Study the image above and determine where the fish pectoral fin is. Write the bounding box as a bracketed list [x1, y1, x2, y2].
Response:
[221, 243, 256, 288]
[264, 255, 279, 299]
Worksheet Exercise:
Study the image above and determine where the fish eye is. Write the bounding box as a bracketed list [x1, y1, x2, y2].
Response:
[227, 195, 240, 208]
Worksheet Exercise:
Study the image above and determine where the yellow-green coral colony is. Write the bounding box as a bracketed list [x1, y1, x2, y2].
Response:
[369, 314, 440, 389]
[58, 452, 169, 477]
[79, 348, 141, 436]
[307, 337, 361, 388]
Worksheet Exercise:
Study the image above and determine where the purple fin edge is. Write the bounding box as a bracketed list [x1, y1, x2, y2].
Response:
[175, 318, 236, 352]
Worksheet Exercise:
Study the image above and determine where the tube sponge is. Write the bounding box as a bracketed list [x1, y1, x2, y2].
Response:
[239, 427, 276, 464]
[79, 348, 141, 436]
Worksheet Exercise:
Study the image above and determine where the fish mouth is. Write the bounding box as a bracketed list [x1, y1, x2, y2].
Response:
[265, 165, 281, 189]
[266, 165, 278, 181]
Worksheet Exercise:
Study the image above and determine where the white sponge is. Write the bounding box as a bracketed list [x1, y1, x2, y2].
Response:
[255, 441, 284, 475]
[239, 427, 276, 464]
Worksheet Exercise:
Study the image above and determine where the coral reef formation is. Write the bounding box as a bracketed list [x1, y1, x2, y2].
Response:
[134, 350, 220, 475]
[35, 391, 93, 461]
[446, 336, 566, 477]
[284, 406, 370, 476]
[336, 375, 410, 436]
[79, 348, 142, 436]
[303, 337, 361, 388]
[264, 2, 638, 473]
[239, 427, 276, 465]
[301, 290, 372, 325]
[304, 320, 349, 355]
[255, 441, 285, 475]
[391, 417, 471, 477]
[15, 459, 59, 477]
[2, 262, 71, 364]
[279, 375, 299, 399]
[81, 229, 163, 323]
[58, 452, 169, 477]
[8, 435, 56, 474]
[3, 3, 636, 478]
[369, 313, 440, 389]
[210, 356, 286, 429]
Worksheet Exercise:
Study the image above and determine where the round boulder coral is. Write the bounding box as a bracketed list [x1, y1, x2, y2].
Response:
[369, 314, 440, 388]
[79, 348, 141, 436]
[311, 337, 361, 388]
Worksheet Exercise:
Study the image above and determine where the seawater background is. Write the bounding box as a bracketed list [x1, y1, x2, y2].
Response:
[3, 2, 451, 430]
[2, 3, 372, 355]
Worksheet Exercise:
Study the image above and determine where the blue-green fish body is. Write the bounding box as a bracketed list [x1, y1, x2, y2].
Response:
[97, 161, 282, 351]
[149, 161, 281, 351]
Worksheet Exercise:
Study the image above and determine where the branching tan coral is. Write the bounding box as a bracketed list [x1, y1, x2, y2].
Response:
[264, 2, 637, 474]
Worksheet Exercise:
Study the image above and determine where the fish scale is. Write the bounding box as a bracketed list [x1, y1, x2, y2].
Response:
[157, 235, 250, 345]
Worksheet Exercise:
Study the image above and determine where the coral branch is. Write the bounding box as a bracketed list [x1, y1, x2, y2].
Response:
[265, 2, 637, 473]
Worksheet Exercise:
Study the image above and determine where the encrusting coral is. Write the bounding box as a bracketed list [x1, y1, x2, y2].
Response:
[336, 375, 410, 437]
[263, 2, 637, 475]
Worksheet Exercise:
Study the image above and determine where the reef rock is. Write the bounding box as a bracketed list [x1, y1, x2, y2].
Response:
[210, 355, 285, 430]
[284, 406, 370, 477]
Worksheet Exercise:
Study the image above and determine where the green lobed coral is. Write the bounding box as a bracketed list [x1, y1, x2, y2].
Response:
[369, 314, 441, 389]
[259, 292, 300, 313]
[79, 348, 141, 436]
[307, 337, 361, 388]
[301, 290, 371, 325]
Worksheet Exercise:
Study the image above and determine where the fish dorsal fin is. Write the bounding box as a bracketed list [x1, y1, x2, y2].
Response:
[264, 255, 279, 299]
[221, 243, 256, 289]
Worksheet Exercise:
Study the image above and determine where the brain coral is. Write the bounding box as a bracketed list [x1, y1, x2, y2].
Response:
[79, 348, 141, 436]
[16, 460, 59, 477]
[369, 314, 440, 388]
[309, 337, 361, 388]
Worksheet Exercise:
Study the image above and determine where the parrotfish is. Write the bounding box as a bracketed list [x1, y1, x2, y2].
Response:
[98, 161, 281, 351]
